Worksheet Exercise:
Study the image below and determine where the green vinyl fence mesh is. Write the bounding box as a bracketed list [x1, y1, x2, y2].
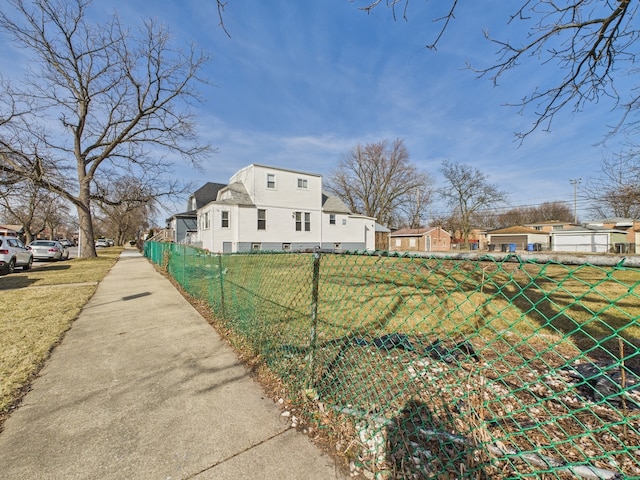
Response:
[144, 241, 640, 479]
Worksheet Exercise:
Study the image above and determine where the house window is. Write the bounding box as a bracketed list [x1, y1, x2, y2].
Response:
[257, 209, 266, 230]
[395, 239, 401, 247]
[297, 178, 308, 189]
[201, 212, 210, 230]
[267, 173, 276, 189]
[409, 238, 416, 247]
[295, 212, 311, 232]
[329, 214, 336, 225]
[342, 219, 347, 225]
[221, 211, 229, 228]
[252, 243, 261, 251]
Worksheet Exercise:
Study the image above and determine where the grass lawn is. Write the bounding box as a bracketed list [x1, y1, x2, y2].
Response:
[146, 247, 640, 477]
[189, 252, 640, 360]
[0, 248, 122, 422]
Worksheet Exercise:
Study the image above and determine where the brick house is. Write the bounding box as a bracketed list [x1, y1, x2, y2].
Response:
[389, 227, 451, 252]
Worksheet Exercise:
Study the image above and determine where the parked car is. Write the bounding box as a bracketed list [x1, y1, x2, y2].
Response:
[95, 238, 109, 248]
[58, 239, 72, 247]
[28, 240, 70, 261]
[0, 236, 33, 274]
[105, 238, 115, 246]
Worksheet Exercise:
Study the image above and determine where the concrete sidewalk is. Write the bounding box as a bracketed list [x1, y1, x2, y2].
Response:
[0, 248, 347, 479]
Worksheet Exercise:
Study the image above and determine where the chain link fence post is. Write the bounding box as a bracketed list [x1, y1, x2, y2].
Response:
[307, 252, 321, 389]
[218, 253, 225, 317]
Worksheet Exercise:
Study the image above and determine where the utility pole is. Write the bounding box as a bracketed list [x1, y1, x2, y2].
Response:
[570, 178, 582, 224]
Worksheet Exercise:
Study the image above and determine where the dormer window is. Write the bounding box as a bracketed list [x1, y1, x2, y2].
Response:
[267, 173, 276, 189]
[297, 178, 308, 189]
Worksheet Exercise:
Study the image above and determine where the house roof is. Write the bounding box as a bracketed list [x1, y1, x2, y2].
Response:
[0, 224, 23, 233]
[191, 182, 226, 209]
[489, 226, 542, 235]
[390, 227, 450, 237]
[585, 218, 638, 229]
[321, 192, 351, 214]
[249, 163, 322, 178]
[215, 182, 254, 206]
[165, 211, 198, 225]
[551, 225, 629, 235]
[587, 217, 637, 224]
[525, 220, 576, 226]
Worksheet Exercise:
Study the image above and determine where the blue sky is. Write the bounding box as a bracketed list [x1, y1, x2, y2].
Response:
[4, 1, 630, 223]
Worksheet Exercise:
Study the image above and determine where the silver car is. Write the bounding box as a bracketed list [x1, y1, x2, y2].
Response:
[0, 236, 33, 274]
[28, 240, 70, 261]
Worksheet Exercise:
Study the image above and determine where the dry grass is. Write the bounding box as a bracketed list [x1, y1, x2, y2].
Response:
[0, 248, 122, 422]
[165, 251, 640, 478]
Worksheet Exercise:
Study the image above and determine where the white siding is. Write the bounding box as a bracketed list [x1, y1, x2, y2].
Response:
[320, 214, 375, 250]
[230, 164, 321, 210]
[197, 204, 215, 251]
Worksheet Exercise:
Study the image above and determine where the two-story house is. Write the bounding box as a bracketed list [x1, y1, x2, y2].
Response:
[194, 164, 376, 253]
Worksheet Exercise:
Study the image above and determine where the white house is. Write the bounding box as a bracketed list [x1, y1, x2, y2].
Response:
[194, 164, 376, 253]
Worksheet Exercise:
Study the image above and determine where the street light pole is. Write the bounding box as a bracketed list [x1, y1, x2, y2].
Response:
[570, 178, 582, 224]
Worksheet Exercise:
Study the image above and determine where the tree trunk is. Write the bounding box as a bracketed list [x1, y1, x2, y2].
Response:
[77, 203, 97, 258]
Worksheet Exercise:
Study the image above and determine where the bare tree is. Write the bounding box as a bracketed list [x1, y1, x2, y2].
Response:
[584, 153, 640, 219]
[0, 0, 211, 257]
[396, 186, 432, 229]
[95, 176, 157, 246]
[326, 139, 433, 228]
[495, 201, 573, 228]
[350, 1, 639, 137]
[0, 179, 69, 243]
[439, 160, 508, 246]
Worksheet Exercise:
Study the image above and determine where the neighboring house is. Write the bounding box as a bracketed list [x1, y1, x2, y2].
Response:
[166, 182, 226, 244]
[194, 164, 376, 253]
[583, 218, 640, 252]
[0, 225, 22, 237]
[166, 212, 198, 244]
[551, 225, 630, 254]
[488, 226, 550, 252]
[450, 227, 487, 250]
[389, 227, 451, 252]
[525, 220, 578, 233]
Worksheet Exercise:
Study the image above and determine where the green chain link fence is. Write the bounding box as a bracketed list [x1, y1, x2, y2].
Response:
[144, 241, 640, 479]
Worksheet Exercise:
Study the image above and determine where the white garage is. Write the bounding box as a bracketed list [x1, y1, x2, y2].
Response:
[551, 226, 629, 253]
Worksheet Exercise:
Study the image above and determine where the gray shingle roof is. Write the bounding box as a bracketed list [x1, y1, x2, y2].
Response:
[321, 192, 352, 213]
[216, 182, 254, 206]
[190, 182, 227, 210]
